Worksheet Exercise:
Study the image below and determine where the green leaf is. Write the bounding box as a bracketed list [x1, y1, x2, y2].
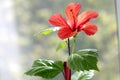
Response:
[41, 29, 53, 35]
[34, 27, 59, 36]
[25, 59, 63, 79]
[67, 49, 99, 71]
[71, 70, 94, 80]
[56, 41, 66, 51]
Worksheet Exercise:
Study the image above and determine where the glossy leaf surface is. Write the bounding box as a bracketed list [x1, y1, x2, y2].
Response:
[25, 59, 63, 79]
[68, 49, 99, 71]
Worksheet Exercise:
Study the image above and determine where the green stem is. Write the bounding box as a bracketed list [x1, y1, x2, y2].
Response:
[72, 36, 77, 53]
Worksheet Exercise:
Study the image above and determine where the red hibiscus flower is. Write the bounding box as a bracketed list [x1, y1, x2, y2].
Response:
[48, 3, 98, 40]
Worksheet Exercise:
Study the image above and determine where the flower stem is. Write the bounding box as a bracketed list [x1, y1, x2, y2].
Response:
[63, 38, 71, 80]
[64, 62, 71, 80]
[72, 34, 78, 53]
[68, 38, 71, 56]
[72, 37, 76, 53]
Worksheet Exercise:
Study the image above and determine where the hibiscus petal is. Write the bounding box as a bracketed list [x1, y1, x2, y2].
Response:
[77, 10, 98, 27]
[58, 27, 76, 40]
[48, 14, 68, 27]
[65, 3, 81, 28]
[65, 3, 81, 18]
[82, 23, 98, 36]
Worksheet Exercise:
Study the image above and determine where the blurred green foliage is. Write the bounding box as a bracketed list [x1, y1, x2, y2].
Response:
[13, 0, 119, 80]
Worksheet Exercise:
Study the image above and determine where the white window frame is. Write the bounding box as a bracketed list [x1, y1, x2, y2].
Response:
[115, 0, 120, 69]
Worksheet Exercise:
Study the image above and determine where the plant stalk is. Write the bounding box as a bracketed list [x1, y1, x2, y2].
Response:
[63, 38, 71, 80]
[68, 38, 71, 56]
[64, 62, 71, 80]
[72, 37, 77, 53]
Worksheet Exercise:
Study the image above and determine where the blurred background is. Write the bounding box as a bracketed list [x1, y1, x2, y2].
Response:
[0, 0, 119, 80]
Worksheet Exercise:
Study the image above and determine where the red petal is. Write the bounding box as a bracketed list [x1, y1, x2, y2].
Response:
[82, 23, 98, 36]
[77, 10, 98, 27]
[65, 3, 81, 18]
[65, 3, 81, 28]
[58, 27, 76, 40]
[48, 14, 68, 27]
